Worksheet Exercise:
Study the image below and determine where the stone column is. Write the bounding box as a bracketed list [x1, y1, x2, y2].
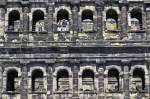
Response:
[72, 5, 78, 42]
[22, 7, 29, 46]
[46, 4, 54, 41]
[0, 64, 3, 99]
[47, 66, 53, 99]
[0, 8, 5, 38]
[98, 66, 104, 99]
[146, 60, 150, 98]
[20, 63, 28, 99]
[146, 9, 150, 40]
[142, 9, 146, 32]
[96, 6, 103, 39]
[120, 5, 128, 39]
[23, 7, 29, 33]
[122, 60, 130, 99]
[72, 62, 79, 99]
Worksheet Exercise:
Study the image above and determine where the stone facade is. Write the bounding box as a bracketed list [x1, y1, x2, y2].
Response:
[0, 0, 150, 99]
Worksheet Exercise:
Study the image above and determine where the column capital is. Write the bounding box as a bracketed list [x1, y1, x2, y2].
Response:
[95, 0, 104, 6]
[23, 7, 29, 13]
[121, 60, 130, 65]
[20, 60, 30, 64]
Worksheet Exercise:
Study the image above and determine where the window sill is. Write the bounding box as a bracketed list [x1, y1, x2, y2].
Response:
[105, 30, 121, 33]
[130, 90, 148, 93]
[5, 31, 22, 34]
[128, 30, 145, 33]
[79, 90, 97, 94]
[105, 90, 123, 93]
[30, 31, 48, 34]
[54, 90, 72, 94]
[3, 91, 20, 94]
[29, 91, 47, 94]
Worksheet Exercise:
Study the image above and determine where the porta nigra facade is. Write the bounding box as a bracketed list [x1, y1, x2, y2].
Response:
[0, 0, 150, 99]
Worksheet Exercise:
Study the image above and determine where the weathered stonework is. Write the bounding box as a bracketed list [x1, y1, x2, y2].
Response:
[0, 0, 150, 99]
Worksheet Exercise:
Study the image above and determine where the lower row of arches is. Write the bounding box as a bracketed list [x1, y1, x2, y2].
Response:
[3, 65, 149, 93]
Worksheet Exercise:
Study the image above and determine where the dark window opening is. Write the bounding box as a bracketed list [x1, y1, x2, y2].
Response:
[108, 68, 119, 91]
[32, 69, 43, 91]
[131, 8, 142, 30]
[106, 9, 118, 22]
[82, 69, 95, 91]
[57, 9, 69, 32]
[57, 69, 69, 91]
[133, 68, 145, 90]
[82, 10, 93, 21]
[32, 10, 44, 31]
[6, 69, 18, 91]
[106, 9, 118, 30]
[8, 10, 20, 31]
[57, 9, 69, 22]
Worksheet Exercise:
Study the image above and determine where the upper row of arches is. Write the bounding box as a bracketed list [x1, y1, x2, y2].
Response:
[7, 7, 143, 32]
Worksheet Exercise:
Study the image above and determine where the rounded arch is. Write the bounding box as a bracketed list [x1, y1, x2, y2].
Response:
[28, 66, 47, 77]
[130, 8, 142, 24]
[108, 68, 119, 78]
[107, 68, 120, 91]
[106, 9, 118, 22]
[104, 65, 122, 75]
[82, 9, 93, 21]
[32, 10, 44, 31]
[57, 9, 69, 22]
[57, 69, 69, 78]
[8, 10, 20, 29]
[53, 66, 72, 91]
[79, 66, 97, 76]
[54, 66, 72, 76]
[82, 69, 94, 78]
[4, 67, 21, 77]
[82, 69, 95, 91]
[130, 65, 148, 75]
[6, 69, 18, 91]
[56, 69, 69, 91]
[132, 68, 145, 90]
[31, 69, 44, 91]
[133, 68, 145, 78]
[31, 69, 43, 77]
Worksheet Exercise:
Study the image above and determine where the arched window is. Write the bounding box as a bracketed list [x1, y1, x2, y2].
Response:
[81, 10, 94, 32]
[57, 69, 69, 91]
[82, 69, 95, 91]
[8, 10, 20, 31]
[57, 9, 69, 22]
[6, 69, 18, 91]
[82, 9, 93, 21]
[32, 10, 44, 32]
[132, 68, 145, 91]
[108, 68, 119, 91]
[57, 9, 69, 32]
[106, 9, 118, 30]
[130, 8, 142, 30]
[32, 69, 44, 91]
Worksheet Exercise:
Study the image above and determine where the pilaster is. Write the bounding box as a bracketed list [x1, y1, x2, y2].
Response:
[120, 5, 128, 39]
[0, 63, 3, 99]
[20, 63, 28, 99]
[97, 60, 105, 99]
[122, 60, 130, 99]
[96, 6, 103, 39]
[46, 4, 54, 41]
[146, 8, 150, 40]
[22, 7, 29, 46]
[47, 66, 53, 99]
[72, 61, 79, 99]
[72, 5, 79, 42]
